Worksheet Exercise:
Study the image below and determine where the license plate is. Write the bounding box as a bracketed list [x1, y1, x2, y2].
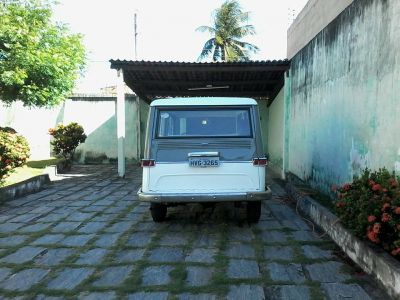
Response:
[189, 157, 219, 167]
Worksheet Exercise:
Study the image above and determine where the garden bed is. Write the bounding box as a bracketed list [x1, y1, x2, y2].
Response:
[284, 178, 400, 299]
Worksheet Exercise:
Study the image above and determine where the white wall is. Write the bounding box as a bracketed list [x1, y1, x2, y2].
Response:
[0, 96, 147, 163]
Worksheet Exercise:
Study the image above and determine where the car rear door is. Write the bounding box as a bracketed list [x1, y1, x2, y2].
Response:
[145, 106, 263, 193]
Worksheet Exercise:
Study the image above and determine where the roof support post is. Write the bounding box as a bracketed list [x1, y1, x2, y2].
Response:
[117, 69, 126, 177]
[282, 69, 291, 180]
[136, 98, 141, 160]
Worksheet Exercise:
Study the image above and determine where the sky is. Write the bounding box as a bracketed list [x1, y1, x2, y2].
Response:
[52, 0, 308, 93]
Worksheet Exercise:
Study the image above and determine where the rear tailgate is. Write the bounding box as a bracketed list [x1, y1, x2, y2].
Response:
[147, 161, 261, 193]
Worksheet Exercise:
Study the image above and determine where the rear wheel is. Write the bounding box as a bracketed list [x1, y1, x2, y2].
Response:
[150, 203, 167, 222]
[246, 201, 261, 223]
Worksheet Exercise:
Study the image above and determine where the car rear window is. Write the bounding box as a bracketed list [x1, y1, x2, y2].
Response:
[156, 108, 252, 138]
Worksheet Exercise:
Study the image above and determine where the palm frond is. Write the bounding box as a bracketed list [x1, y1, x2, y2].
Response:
[228, 42, 249, 61]
[195, 25, 216, 35]
[220, 44, 226, 61]
[232, 25, 256, 38]
[213, 44, 222, 61]
[238, 11, 251, 23]
[198, 38, 216, 61]
[233, 40, 259, 53]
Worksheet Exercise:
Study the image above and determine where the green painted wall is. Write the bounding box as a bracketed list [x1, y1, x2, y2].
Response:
[257, 99, 269, 155]
[0, 96, 149, 164]
[289, 0, 400, 193]
[139, 98, 150, 157]
[267, 88, 284, 173]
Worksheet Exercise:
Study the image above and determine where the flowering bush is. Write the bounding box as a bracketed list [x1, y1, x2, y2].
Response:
[49, 122, 86, 167]
[0, 127, 30, 181]
[334, 168, 400, 258]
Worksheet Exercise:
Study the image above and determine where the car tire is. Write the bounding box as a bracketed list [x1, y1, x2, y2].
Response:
[246, 201, 261, 223]
[150, 203, 167, 222]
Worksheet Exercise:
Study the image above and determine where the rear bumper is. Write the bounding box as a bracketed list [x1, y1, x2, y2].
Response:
[137, 187, 272, 203]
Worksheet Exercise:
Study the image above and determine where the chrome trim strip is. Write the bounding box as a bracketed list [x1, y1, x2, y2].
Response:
[155, 161, 253, 164]
[137, 187, 272, 203]
[188, 152, 219, 157]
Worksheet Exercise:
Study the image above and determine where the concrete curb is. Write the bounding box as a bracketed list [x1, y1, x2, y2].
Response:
[284, 182, 400, 299]
[0, 174, 50, 202]
[0, 162, 67, 203]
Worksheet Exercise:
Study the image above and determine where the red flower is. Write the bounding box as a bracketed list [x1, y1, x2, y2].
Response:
[367, 229, 380, 243]
[367, 215, 376, 223]
[382, 213, 391, 222]
[389, 178, 398, 187]
[394, 207, 400, 215]
[382, 188, 388, 193]
[391, 248, 400, 256]
[372, 184, 382, 192]
[336, 201, 345, 208]
[342, 183, 351, 192]
[381, 203, 391, 211]
[373, 223, 381, 234]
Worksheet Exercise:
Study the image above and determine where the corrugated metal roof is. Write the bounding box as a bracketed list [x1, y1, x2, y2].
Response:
[109, 60, 290, 104]
[150, 97, 258, 106]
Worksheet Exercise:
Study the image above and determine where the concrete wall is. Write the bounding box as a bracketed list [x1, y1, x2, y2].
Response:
[0, 102, 60, 159]
[287, 0, 354, 59]
[0, 96, 148, 163]
[257, 100, 269, 155]
[288, 0, 400, 193]
[267, 88, 284, 174]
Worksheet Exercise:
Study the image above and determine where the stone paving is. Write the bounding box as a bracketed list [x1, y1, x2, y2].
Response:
[0, 165, 389, 299]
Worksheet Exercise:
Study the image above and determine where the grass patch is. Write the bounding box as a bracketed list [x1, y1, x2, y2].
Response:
[2, 158, 62, 187]
[308, 283, 326, 300]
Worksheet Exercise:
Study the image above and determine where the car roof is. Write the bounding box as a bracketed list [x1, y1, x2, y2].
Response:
[150, 97, 257, 107]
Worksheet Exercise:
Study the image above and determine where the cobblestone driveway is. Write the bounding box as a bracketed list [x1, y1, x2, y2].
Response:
[0, 165, 387, 299]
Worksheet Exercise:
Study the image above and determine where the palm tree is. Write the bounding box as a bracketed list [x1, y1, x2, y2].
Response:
[196, 0, 259, 62]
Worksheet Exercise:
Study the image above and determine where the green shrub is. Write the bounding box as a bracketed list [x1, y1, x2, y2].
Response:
[335, 168, 400, 257]
[48, 122, 86, 167]
[0, 127, 30, 181]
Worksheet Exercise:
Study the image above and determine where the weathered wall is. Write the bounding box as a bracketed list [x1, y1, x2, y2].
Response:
[289, 0, 400, 193]
[267, 88, 284, 174]
[287, 0, 354, 59]
[0, 102, 60, 159]
[0, 96, 148, 163]
[257, 99, 269, 155]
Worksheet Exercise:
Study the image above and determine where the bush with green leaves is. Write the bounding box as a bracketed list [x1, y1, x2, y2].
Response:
[49, 122, 86, 166]
[0, 127, 30, 181]
[334, 168, 400, 258]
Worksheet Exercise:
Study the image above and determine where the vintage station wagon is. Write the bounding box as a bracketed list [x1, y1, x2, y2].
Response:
[138, 97, 271, 223]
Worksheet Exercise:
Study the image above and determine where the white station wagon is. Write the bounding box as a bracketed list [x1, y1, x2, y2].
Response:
[138, 97, 271, 223]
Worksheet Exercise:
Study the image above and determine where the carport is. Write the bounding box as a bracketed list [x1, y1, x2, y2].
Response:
[109, 60, 290, 177]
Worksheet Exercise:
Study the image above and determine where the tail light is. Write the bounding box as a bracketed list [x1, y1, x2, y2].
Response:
[141, 159, 155, 167]
[253, 158, 268, 166]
